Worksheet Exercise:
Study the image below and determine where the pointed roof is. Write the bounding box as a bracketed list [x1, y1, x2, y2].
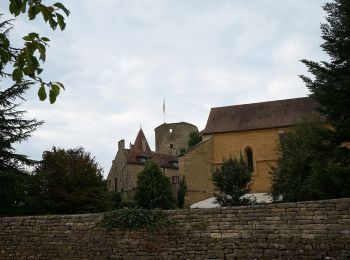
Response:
[132, 129, 151, 152]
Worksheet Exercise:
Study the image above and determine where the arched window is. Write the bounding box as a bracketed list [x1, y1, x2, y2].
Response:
[245, 147, 254, 170]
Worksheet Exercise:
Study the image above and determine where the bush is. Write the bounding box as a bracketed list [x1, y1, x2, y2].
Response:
[211, 157, 252, 206]
[102, 207, 177, 230]
[134, 161, 176, 209]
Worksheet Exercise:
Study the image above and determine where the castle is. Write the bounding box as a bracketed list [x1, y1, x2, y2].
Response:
[107, 122, 198, 198]
[108, 97, 321, 206]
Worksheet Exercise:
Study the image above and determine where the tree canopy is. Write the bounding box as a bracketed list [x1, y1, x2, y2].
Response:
[300, 0, 350, 143]
[270, 122, 350, 202]
[188, 131, 202, 149]
[0, 81, 42, 216]
[211, 157, 252, 206]
[134, 161, 176, 210]
[26, 147, 111, 214]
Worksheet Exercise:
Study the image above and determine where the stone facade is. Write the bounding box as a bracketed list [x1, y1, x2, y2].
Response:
[155, 122, 198, 156]
[180, 97, 322, 206]
[0, 198, 349, 259]
[179, 137, 214, 207]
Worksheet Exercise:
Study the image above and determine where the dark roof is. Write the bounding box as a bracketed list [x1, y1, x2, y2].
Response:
[202, 97, 323, 134]
[121, 149, 179, 169]
[132, 129, 151, 152]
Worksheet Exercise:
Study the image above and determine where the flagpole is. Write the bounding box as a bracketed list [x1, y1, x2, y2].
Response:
[163, 98, 166, 123]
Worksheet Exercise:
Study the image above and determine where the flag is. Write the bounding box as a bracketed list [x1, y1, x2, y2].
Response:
[163, 99, 165, 113]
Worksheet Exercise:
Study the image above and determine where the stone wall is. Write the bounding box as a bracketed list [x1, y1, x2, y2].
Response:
[0, 198, 349, 259]
[155, 122, 198, 156]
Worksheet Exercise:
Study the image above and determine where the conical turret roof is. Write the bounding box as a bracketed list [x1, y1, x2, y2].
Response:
[132, 128, 151, 152]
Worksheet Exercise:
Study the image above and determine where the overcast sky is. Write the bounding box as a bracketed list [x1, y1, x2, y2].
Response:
[1, 0, 328, 177]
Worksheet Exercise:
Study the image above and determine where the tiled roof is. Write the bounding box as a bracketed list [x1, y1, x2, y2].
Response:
[132, 129, 151, 152]
[121, 149, 178, 169]
[202, 97, 323, 134]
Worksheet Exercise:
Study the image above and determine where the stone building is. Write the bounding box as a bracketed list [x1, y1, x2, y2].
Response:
[155, 122, 198, 156]
[179, 97, 322, 207]
[107, 122, 197, 198]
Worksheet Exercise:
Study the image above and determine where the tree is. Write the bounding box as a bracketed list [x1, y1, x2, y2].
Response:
[0, 83, 42, 216]
[188, 131, 202, 149]
[1, 1, 70, 103]
[270, 122, 350, 202]
[134, 161, 176, 210]
[300, 0, 350, 143]
[177, 176, 187, 208]
[26, 147, 111, 214]
[211, 157, 252, 206]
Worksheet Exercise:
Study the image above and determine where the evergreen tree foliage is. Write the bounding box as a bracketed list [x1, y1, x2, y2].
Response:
[134, 161, 176, 210]
[300, 0, 350, 142]
[0, 82, 42, 216]
[211, 157, 252, 206]
[177, 176, 187, 208]
[270, 122, 350, 202]
[26, 147, 111, 214]
[188, 131, 202, 148]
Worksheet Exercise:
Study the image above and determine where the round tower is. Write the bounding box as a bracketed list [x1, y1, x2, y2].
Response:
[155, 122, 198, 156]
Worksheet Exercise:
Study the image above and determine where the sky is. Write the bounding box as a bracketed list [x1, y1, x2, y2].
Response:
[1, 0, 328, 177]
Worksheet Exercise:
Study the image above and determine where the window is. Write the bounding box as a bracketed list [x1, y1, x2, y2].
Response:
[169, 128, 172, 133]
[171, 176, 179, 184]
[245, 147, 254, 170]
[169, 161, 178, 167]
[137, 156, 148, 163]
[170, 143, 174, 148]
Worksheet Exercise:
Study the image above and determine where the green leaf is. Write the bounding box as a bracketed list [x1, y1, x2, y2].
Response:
[55, 82, 65, 90]
[48, 17, 58, 30]
[41, 37, 50, 42]
[38, 85, 47, 101]
[12, 68, 23, 82]
[37, 43, 46, 61]
[53, 2, 70, 16]
[51, 84, 60, 97]
[56, 13, 66, 30]
[49, 88, 57, 104]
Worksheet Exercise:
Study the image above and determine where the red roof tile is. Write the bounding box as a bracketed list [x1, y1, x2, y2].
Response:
[202, 97, 323, 134]
[121, 149, 178, 169]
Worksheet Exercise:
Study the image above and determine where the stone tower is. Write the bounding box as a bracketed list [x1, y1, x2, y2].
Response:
[155, 122, 198, 156]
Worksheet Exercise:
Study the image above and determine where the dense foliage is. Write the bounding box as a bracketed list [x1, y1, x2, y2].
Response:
[270, 122, 350, 202]
[272, 0, 350, 202]
[177, 176, 187, 208]
[187, 131, 202, 149]
[102, 208, 177, 230]
[211, 157, 252, 206]
[300, 0, 350, 143]
[26, 147, 111, 214]
[0, 81, 42, 216]
[134, 161, 176, 210]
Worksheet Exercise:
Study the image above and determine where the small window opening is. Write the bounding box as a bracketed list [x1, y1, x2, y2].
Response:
[169, 128, 172, 133]
[170, 143, 174, 148]
[245, 147, 254, 170]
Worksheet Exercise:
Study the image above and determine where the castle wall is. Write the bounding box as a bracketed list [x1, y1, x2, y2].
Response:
[155, 122, 198, 156]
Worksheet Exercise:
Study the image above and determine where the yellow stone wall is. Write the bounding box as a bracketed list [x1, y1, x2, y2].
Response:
[179, 138, 214, 207]
[180, 127, 291, 206]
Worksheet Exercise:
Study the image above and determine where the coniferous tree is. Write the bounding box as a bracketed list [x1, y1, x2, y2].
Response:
[300, 0, 350, 143]
[134, 161, 176, 210]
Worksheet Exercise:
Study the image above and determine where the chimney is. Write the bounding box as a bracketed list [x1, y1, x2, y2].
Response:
[118, 139, 125, 150]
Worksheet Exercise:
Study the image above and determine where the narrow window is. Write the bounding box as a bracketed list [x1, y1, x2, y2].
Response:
[245, 147, 254, 170]
[169, 128, 172, 133]
[170, 143, 174, 148]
